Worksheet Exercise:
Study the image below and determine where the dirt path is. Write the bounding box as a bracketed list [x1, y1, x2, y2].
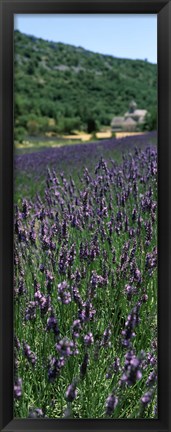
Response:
[62, 131, 145, 141]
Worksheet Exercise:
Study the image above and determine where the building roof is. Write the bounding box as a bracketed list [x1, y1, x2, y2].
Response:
[124, 109, 147, 119]
[134, 109, 147, 116]
[123, 117, 137, 125]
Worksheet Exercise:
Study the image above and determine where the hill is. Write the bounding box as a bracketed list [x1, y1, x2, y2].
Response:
[14, 30, 157, 141]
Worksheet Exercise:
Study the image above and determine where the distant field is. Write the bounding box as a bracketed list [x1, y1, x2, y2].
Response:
[14, 131, 157, 204]
[15, 132, 147, 155]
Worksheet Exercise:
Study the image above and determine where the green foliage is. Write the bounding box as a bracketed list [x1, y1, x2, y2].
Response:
[56, 116, 82, 134]
[86, 118, 99, 133]
[27, 119, 39, 136]
[141, 108, 157, 131]
[14, 126, 26, 143]
[14, 30, 157, 138]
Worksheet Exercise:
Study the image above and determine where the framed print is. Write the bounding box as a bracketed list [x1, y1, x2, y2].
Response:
[0, 0, 171, 431]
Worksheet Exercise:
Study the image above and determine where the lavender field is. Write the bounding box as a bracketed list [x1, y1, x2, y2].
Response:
[14, 132, 157, 419]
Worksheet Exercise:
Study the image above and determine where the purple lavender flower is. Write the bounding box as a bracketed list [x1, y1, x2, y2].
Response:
[14, 377, 22, 399]
[90, 271, 106, 289]
[133, 268, 142, 284]
[28, 408, 44, 418]
[57, 281, 71, 304]
[106, 393, 118, 416]
[39, 294, 51, 316]
[71, 319, 82, 339]
[18, 278, 27, 296]
[45, 270, 54, 292]
[80, 353, 89, 378]
[14, 336, 21, 350]
[46, 310, 59, 336]
[68, 243, 76, 267]
[72, 285, 83, 307]
[39, 264, 45, 272]
[78, 301, 96, 323]
[55, 337, 75, 357]
[132, 208, 137, 221]
[141, 293, 148, 303]
[48, 356, 65, 382]
[106, 357, 120, 379]
[120, 351, 142, 386]
[65, 382, 77, 402]
[74, 269, 81, 284]
[146, 370, 157, 387]
[124, 284, 137, 301]
[101, 326, 111, 348]
[58, 246, 68, 274]
[147, 352, 157, 366]
[23, 342, 37, 366]
[84, 332, 94, 347]
[122, 303, 141, 347]
[141, 391, 153, 406]
[22, 199, 28, 218]
[25, 301, 36, 321]
[34, 289, 42, 303]
[29, 225, 36, 244]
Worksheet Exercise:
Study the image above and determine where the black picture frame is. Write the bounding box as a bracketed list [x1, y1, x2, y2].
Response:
[0, 0, 171, 431]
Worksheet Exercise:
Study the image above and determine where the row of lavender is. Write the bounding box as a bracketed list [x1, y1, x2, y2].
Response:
[14, 132, 157, 202]
[14, 140, 157, 418]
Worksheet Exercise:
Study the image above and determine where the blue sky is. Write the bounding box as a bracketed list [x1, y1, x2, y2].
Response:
[14, 14, 157, 64]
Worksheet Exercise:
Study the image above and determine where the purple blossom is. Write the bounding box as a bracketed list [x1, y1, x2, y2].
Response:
[124, 284, 137, 301]
[141, 391, 153, 406]
[45, 270, 54, 292]
[46, 310, 59, 336]
[106, 357, 120, 379]
[120, 351, 142, 386]
[14, 336, 21, 350]
[72, 285, 83, 307]
[48, 356, 65, 382]
[23, 342, 37, 366]
[25, 301, 36, 321]
[55, 337, 76, 357]
[39, 294, 51, 316]
[84, 332, 94, 347]
[90, 271, 107, 289]
[80, 353, 89, 378]
[65, 382, 77, 402]
[78, 301, 96, 323]
[101, 326, 111, 348]
[14, 377, 22, 399]
[28, 408, 44, 418]
[122, 303, 141, 347]
[71, 319, 82, 339]
[146, 370, 157, 387]
[106, 393, 118, 416]
[57, 281, 71, 304]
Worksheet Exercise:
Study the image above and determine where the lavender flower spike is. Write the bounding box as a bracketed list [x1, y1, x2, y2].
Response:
[65, 382, 77, 402]
[14, 377, 22, 399]
[106, 393, 118, 416]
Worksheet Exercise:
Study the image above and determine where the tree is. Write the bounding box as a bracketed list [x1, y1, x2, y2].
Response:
[14, 126, 26, 143]
[27, 119, 39, 136]
[86, 118, 99, 134]
[142, 108, 157, 131]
